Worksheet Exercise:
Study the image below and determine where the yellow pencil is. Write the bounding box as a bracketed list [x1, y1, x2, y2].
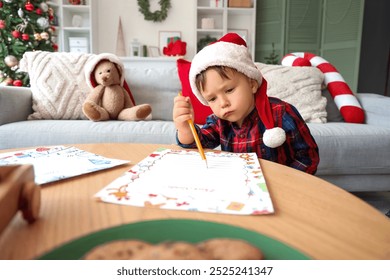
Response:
[178, 92, 208, 168]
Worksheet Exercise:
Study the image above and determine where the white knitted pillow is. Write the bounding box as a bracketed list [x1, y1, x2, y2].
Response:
[256, 63, 327, 123]
[19, 51, 96, 120]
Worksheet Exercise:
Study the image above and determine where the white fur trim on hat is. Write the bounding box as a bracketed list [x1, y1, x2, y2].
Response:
[263, 127, 286, 148]
[85, 53, 125, 88]
[189, 41, 262, 105]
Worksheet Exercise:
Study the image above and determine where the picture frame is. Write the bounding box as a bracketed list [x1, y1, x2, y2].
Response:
[148, 46, 160, 57]
[159, 31, 181, 55]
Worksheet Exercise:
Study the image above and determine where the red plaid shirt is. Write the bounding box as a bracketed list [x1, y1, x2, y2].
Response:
[177, 97, 319, 174]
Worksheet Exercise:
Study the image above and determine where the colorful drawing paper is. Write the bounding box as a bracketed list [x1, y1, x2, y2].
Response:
[95, 148, 274, 215]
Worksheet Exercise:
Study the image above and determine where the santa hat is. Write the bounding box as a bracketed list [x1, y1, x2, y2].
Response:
[85, 53, 125, 89]
[84, 53, 136, 105]
[189, 33, 286, 148]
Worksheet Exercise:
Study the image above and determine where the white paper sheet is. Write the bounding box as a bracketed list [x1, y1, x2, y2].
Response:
[95, 148, 274, 215]
[0, 146, 129, 184]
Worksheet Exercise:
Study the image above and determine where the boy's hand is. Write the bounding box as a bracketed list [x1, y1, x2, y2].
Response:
[173, 95, 195, 144]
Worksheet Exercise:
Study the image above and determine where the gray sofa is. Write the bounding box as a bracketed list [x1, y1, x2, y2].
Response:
[1, 57, 390, 192]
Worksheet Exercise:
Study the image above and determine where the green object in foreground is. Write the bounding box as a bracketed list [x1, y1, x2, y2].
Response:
[38, 219, 311, 260]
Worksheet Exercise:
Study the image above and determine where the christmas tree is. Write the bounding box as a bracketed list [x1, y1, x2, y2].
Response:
[0, 0, 57, 87]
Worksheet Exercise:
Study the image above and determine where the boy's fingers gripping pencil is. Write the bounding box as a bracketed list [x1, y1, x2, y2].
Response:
[178, 92, 208, 168]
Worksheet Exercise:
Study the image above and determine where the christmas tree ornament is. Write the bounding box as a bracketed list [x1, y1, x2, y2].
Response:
[25, 1, 34, 11]
[40, 2, 48, 12]
[5, 55, 19, 67]
[18, 8, 24, 18]
[37, 17, 49, 29]
[34, 33, 42, 40]
[0, 20, 6, 29]
[16, 8, 29, 32]
[12, 30, 21, 38]
[13, 79, 23, 87]
[40, 32, 49, 40]
[22, 33, 29, 40]
[4, 0, 14, 3]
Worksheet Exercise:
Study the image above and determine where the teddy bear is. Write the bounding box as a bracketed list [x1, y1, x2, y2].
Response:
[83, 53, 152, 121]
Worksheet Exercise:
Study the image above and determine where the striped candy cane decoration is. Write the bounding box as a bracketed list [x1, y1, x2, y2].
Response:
[281, 52, 365, 123]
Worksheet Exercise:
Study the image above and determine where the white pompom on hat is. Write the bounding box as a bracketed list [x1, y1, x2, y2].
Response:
[189, 33, 286, 148]
[256, 79, 286, 148]
[84, 53, 125, 89]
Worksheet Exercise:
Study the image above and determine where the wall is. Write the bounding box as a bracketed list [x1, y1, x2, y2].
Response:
[96, 0, 196, 59]
[358, 0, 390, 96]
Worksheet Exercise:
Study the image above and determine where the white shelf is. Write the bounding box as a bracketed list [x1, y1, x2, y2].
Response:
[48, 0, 96, 53]
[196, 0, 256, 57]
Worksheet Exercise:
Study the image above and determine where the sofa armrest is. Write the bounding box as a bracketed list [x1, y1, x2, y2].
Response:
[0, 86, 32, 125]
[357, 93, 390, 129]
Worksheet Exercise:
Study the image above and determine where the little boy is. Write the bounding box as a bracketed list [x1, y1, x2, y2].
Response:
[173, 33, 319, 174]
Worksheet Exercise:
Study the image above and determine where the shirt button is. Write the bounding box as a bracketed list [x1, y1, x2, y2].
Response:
[239, 134, 245, 138]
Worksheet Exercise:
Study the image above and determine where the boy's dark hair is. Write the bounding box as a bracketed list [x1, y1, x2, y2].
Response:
[195, 66, 237, 92]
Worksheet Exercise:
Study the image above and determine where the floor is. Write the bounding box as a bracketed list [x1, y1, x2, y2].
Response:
[352, 191, 390, 218]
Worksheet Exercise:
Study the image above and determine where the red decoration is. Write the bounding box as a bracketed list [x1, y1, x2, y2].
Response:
[12, 30, 21, 38]
[163, 40, 187, 56]
[0, 20, 5, 29]
[282, 52, 365, 124]
[13, 80, 23, 87]
[0, 1, 3, 8]
[177, 59, 213, 125]
[36, 8, 42, 15]
[25, 1, 34, 11]
[22, 33, 29, 40]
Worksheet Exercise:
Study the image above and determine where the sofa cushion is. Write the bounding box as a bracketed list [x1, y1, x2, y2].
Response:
[176, 59, 213, 125]
[0, 120, 177, 149]
[123, 59, 181, 121]
[256, 63, 327, 123]
[0, 86, 32, 125]
[308, 122, 390, 175]
[19, 51, 95, 120]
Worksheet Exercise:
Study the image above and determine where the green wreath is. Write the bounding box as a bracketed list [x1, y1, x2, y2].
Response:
[137, 0, 171, 22]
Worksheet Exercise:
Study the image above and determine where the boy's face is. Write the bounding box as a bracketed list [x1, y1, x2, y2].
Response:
[200, 68, 258, 127]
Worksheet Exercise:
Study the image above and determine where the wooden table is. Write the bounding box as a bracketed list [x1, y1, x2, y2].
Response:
[0, 143, 389, 260]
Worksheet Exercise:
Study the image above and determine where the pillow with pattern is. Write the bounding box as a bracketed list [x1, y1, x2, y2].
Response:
[256, 63, 327, 123]
[19, 51, 96, 120]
